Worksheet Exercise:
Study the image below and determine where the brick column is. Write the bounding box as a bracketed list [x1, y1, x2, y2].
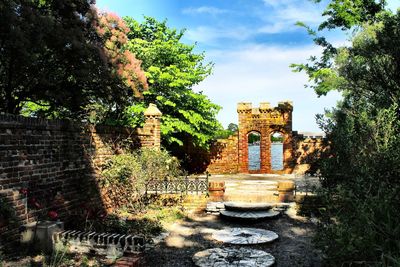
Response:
[237, 103, 252, 173]
[143, 104, 162, 149]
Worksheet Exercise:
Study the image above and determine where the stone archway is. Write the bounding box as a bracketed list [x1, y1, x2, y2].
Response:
[237, 102, 294, 174]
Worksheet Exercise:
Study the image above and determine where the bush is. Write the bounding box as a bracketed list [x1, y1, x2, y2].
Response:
[315, 103, 400, 265]
[101, 148, 183, 211]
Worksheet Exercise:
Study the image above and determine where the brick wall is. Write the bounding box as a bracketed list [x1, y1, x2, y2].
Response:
[206, 134, 239, 174]
[292, 134, 327, 174]
[205, 102, 326, 175]
[0, 106, 161, 251]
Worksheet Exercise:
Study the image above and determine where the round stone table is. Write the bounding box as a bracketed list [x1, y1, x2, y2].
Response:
[212, 227, 278, 245]
[193, 247, 275, 267]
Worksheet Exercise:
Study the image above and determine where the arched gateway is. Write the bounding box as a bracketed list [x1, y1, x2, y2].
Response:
[237, 102, 293, 174]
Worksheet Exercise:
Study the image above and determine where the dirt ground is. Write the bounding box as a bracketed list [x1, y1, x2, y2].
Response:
[145, 208, 322, 267]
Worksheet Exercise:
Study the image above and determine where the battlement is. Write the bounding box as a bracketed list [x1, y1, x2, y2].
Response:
[237, 101, 293, 114]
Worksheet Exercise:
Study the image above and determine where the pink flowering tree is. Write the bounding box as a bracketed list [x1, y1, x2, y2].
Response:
[95, 11, 148, 98]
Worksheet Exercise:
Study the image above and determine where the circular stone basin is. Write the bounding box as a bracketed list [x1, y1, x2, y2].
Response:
[193, 247, 275, 267]
[220, 210, 280, 221]
[224, 202, 274, 211]
[212, 227, 278, 244]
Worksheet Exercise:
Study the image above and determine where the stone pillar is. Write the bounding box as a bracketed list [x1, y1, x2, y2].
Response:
[237, 103, 252, 173]
[279, 101, 294, 173]
[143, 104, 162, 149]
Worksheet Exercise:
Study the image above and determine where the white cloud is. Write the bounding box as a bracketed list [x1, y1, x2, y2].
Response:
[184, 0, 325, 44]
[258, 0, 323, 34]
[186, 26, 252, 44]
[182, 6, 229, 16]
[194, 44, 342, 132]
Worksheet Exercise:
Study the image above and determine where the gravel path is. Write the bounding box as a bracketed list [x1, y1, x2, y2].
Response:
[145, 207, 322, 267]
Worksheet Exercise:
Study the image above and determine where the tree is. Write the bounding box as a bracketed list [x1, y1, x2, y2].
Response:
[0, 0, 147, 119]
[88, 11, 148, 123]
[292, 0, 387, 96]
[122, 17, 222, 149]
[294, 1, 400, 264]
[227, 123, 238, 133]
[214, 123, 238, 139]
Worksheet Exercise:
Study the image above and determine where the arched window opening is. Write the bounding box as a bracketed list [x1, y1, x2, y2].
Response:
[248, 131, 261, 171]
[271, 132, 283, 170]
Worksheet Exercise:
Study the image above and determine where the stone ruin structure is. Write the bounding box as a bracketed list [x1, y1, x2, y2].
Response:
[237, 101, 293, 173]
[206, 101, 326, 174]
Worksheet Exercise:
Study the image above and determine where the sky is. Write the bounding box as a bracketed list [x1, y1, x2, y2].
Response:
[96, 0, 400, 132]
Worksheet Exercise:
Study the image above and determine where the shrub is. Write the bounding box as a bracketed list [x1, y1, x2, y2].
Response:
[315, 103, 400, 265]
[100, 147, 182, 211]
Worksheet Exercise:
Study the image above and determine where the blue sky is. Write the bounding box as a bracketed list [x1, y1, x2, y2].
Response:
[96, 0, 399, 132]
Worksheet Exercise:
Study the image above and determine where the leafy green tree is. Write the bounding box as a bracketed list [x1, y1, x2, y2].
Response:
[294, 1, 400, 264]
[292, 0, 387, 96]
[214, 123, 238, 139]
[0, 0, 147, 118]
[122, 17, 222, 149]
[314, 0, 386, 30]
[248, 132, 260, 144]
[227, 123, 238, 133]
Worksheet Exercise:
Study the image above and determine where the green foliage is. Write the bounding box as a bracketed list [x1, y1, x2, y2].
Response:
[122, 17, 222, 149]
[227, 123, 238, 132]
[297, 3, 400, 265]
[47, 242, 69, 267]
[271, 133, 283, 142]
[101, 148, 183, 210]
[0, 1, 146, 119]
[291, 0, 388, 96]
[92, 214, 163, 237]
[248, 132, 260, 144]
[214, 123, 238, 139]
[314, 0, 386, 30]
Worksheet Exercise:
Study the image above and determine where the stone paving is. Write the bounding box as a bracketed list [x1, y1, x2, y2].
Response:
[192, 247, 275, 267]
[146, 175, 321, 266]
[212, 227, 278, 245]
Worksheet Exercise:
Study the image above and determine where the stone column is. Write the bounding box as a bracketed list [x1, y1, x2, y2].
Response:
[279, 101, 294, 173]
[143, 104, 162, 149]
[237, 103, 252, 173]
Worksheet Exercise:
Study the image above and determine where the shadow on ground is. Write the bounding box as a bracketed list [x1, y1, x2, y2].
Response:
[145, 210, 321, 267]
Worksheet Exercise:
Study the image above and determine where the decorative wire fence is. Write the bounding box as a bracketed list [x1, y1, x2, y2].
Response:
[144, 173, 209, 195]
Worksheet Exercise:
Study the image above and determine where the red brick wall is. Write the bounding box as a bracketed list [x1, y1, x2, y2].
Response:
[292, 134, 327, 174]
[206, 134, 239, 174]
[0, 113, 160, 251]
[237, 102, 294, 174]
[205, 102, 326, 175]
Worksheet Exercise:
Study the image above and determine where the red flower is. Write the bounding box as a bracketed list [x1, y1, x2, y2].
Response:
[28, 197, 42, 209]
[19, 188, 29, 195]
[48, 211, 58, 220]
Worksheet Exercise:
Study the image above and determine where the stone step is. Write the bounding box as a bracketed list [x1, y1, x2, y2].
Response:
[220, 209, 280, 221]
[224, 201, 274, 212]
[222, 193, 279, 203]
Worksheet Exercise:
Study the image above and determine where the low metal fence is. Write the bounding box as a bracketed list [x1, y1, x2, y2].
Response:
[144, 173, 209, 195]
